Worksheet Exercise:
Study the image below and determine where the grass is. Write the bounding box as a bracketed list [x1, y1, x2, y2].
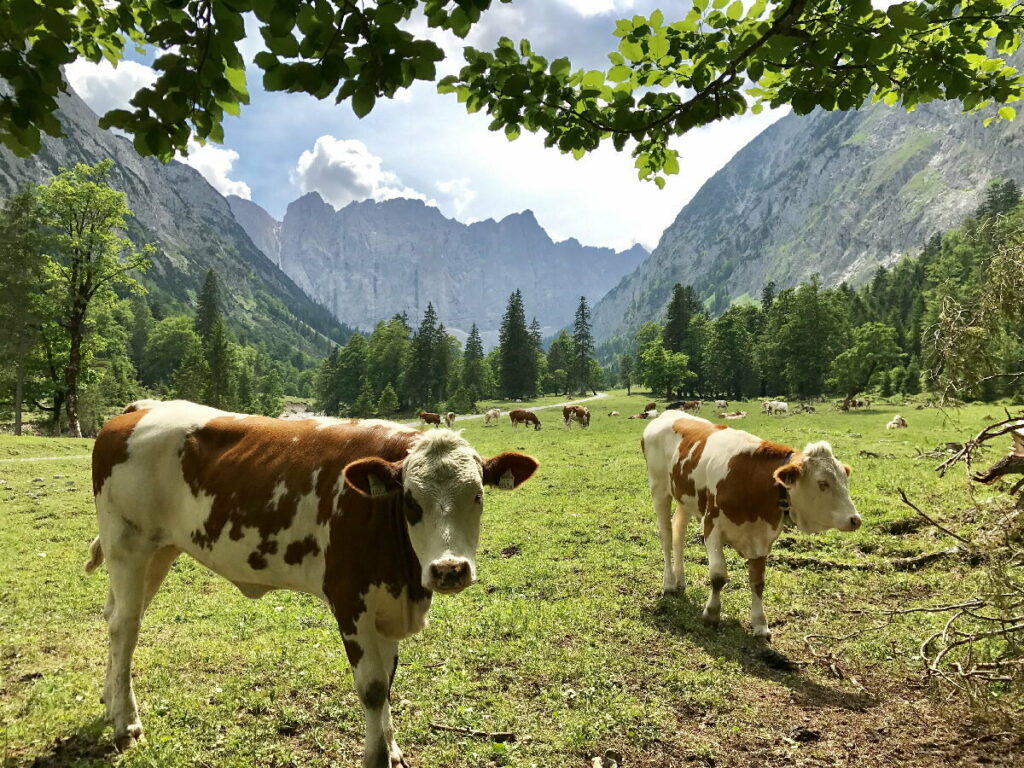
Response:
[2, 392, 1022, 767]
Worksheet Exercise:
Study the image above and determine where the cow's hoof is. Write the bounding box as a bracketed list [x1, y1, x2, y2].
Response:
[753, 627, 772, 642]
[702, 612, 720, 629]
[114, 724, 144, 751]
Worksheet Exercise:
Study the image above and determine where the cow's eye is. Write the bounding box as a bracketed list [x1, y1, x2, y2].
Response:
[474, 493, 483, 505]
[818, 480, 830, 491]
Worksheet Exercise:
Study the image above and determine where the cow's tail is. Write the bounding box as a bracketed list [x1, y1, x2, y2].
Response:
[84, 536, 104, 574]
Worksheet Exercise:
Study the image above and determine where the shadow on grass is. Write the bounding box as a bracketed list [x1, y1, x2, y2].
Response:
[649, 594, 876, 712]
[8, 718, 116, 768]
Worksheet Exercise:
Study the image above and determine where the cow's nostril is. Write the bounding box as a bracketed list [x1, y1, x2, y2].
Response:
[850, 516, 862, 530]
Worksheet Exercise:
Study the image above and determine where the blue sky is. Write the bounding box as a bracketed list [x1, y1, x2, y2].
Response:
[65, 0, 789, 252]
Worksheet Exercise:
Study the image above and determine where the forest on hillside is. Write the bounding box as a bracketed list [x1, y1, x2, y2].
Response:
[604, 179, 1024, 405]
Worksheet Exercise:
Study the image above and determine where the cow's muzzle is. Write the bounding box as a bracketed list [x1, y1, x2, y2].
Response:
[429, 558, 473, 593]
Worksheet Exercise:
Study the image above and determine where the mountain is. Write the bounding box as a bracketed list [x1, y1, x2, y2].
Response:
[228, 192, 648, 335]
[591, 98, 1024, 341]
[0, 85, 351, 362]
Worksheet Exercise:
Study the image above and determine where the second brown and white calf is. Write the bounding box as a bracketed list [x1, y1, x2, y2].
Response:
[642, 411, 860, 639]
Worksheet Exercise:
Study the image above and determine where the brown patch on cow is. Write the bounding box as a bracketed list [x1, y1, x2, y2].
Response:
[92, 408, 150, 496]
[670, 418, 727, 499]
[248, 552, 268, 569]
[343, 638, 364, 667]
[645, 401, 657, 412]
[403, 490, 423, 525]
[715, 441, 798, 529]
[748, 556, 767, 597]
[181, 418, 421, 553]
[284, 535, 321, 565]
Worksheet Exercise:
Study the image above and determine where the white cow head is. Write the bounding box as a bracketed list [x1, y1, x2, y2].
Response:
[343, 431, 538, 593]
[773, 441, 860, 534]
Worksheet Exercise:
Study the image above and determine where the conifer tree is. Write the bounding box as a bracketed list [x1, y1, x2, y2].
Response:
[195, 269, 224, 345]
[462, 324, 486, 400]
[352, 378, 377, 416]
[203, 316, 236, 409]
[571, 296, 594, 394]
[497, 290, 536, 399]
[377, 383, 398, 417]
[663, 284, 701, 353]
[172, 336, 210, 402]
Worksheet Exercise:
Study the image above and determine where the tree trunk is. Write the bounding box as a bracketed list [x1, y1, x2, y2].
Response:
[13, 356, 25, 436]
[65, 318, 84, 438]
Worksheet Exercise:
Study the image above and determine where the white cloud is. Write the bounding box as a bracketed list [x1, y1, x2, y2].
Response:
[290, 136, 430, 209]
[436, 177, 476, 217]
[559, 0, 636, 16]
[178, 140, 252, 200]
[63, 59, 158, 116]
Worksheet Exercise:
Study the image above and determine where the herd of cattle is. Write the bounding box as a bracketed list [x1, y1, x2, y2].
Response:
[83, 395, 898, 765]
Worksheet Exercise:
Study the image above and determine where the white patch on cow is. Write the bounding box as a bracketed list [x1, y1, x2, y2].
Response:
[401, 430, 485, 591]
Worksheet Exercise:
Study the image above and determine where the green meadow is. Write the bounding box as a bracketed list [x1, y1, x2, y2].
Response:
[2, 393, 1020, 767]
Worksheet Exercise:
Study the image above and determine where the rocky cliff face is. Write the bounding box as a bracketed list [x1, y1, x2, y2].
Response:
[591, 98, 1024, 341]
[227, 195, 282, 267]
[0, 86, 348, 358]
[231, 192, 647, 335]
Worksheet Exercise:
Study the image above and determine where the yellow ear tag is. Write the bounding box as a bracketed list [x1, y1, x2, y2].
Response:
[368, 474, 388, 498]
[498, 469, 515, 490]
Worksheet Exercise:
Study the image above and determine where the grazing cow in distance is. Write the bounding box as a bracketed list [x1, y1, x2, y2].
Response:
[419, 411, 441, 426]
[563, 405, 591, 429]
[886, 415, 908, 429]
[642, 411, 859, 639]
[763, 400, 788, 416]
[608, 411, 620, 417]
[483, 408, 501, 426]
[509, 409, 541, 430]
[681, 400, 702, 412]
[444, 411, 456, 428]
[715, 400, 728, 409]
[719, 411, 747, 420]
[797, 403, 816, 414]
[86, 400, 538, 764]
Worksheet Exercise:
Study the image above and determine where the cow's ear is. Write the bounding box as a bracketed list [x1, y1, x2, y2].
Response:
[773, 461, 802, 489]
[482, 452, 539, 490]
[343, 457, 404, 498]
[842, 463, 852, 477]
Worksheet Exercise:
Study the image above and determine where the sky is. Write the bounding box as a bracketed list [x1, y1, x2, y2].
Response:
[64, 0, 790, 253]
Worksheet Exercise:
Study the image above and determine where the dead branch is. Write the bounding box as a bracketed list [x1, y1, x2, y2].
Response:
[891, 546, 965, 571]
[896, 488, 973, 546]
[428, 723, 516, 742]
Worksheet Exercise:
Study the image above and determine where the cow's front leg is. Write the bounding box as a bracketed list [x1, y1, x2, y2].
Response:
[747, 556, 770, 640]
[702, 531, 727, 627]
[344, 629, 406, 768]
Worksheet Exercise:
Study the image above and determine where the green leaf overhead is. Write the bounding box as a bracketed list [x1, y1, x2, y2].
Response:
[2, 0, 1022, 182]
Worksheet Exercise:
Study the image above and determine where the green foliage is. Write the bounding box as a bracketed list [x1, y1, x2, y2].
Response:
[35, 160, 152, 436]
[6, 1, 1022, 184]
[195, 269, 225, 345]
[461, 324, 487, 401]
[376, 383, 399, 417]
[828, 322, 903, 400]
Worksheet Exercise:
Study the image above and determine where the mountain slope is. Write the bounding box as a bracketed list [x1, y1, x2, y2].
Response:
[0, 86, 351, 360]
[231, 192, 648, 335]
[592, 98, 1024, 341]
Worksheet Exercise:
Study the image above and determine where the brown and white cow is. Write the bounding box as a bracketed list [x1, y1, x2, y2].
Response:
[681, 400, 702, 412]
[714, 399, 728, 409]
[483, 408, 501, 426]
[641, 411, 860, 639]
[509, 409, 541, 430]
[86, 400, 538, 765]
[608, 411, 621, 417]
[444, 411, 456, 428]
[419, 411, 441, 426]
[645, 401, 658, 413]
[886, 414, 908, 429]
[562, 405, 591, 429]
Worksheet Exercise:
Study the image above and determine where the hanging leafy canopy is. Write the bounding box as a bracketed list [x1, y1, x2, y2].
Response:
[3, 0, 1023, 182]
